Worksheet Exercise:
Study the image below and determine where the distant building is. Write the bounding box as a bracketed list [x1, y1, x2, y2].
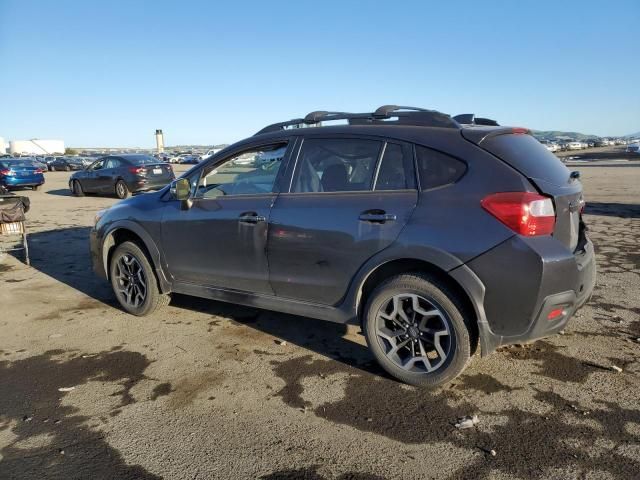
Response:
[0, 137, 6, 154]
[9, 139, 65, 155]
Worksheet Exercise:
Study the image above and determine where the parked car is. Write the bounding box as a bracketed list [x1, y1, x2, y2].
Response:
[540, 140, 559, 153]
[90, 106, 596, 387]
[177, 154, 200, 164]
[0, 158, 45, 190]
[567, 142, 583, 150]
[69, 154, 175, 199]
[50, 156, 86, 171]
[626, 143, 640, 154]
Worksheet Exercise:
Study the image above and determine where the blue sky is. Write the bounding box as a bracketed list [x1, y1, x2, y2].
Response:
[1, 0, 638, 147]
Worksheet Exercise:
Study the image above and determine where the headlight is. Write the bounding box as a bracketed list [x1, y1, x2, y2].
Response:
[94, 209, 107, 226]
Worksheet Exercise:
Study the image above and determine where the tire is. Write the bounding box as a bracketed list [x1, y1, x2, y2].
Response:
[109, 241, 170, 316]
[32, 185, 41, 191]
[363, 273, 474, 387]
[71, 179, 84, 197]
[115, 180, 129, 199]
[65, 165, 71, 172]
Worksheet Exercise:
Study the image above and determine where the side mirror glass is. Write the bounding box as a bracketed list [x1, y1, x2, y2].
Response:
[173, 178, 191, 201]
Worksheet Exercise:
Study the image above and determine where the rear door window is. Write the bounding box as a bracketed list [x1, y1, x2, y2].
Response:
[292, 138, 382, 193]
[415, 145, 466, 190]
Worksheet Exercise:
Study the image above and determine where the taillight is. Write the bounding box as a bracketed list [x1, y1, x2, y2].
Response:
[34, 168, 43, 174]
[0, 169, 14, 176]
[481, 192, 555, 236]
[129, 166, 147, 175]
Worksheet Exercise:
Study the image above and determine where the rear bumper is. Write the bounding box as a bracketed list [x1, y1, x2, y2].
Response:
[1, 175, 45, 187]
[453, 234, 596, 355]
[127, 176, 173, 193]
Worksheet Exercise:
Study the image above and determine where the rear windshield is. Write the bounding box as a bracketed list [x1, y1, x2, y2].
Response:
[126, 155, 159, 165]
[481, 134, 570, 186]
[1, 160, 38, 168]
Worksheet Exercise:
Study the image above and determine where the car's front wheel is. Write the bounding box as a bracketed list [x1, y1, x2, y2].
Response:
[363, 273, 475, 387]
[71, 180, 84, 197]
[109, 241, 170, 316]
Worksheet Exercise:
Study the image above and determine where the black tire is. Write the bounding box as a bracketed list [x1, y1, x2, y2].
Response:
[115, 180, 129, 199]
[32, 185, 41, 191]
[363, 273, 474, 387]
[65, 165, 71, 172]
[109, 241, 170, 316]
[71, 179, 84, 197]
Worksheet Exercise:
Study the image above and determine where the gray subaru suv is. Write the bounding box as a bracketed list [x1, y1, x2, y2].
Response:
[90, 106, 596, 386]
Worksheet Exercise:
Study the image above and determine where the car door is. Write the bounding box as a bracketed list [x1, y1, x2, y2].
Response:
[267, 136, 418, 305]
[81, 158, 106, 192]
[161, 140, 293, 294]
[95, 157, 120, 193]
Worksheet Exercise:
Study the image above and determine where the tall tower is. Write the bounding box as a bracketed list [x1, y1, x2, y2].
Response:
[155, 129, 164, 153]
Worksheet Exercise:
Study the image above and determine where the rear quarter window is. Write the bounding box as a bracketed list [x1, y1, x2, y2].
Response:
[415, 145, 466, 190]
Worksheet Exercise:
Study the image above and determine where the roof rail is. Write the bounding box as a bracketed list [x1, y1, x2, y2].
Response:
[453, 113, 500, 126]
[255, 105, 459, 135]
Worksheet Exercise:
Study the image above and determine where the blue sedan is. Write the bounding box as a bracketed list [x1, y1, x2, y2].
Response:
[0, 159, 45, 190]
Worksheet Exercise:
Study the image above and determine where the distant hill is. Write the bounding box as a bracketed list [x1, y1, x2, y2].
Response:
[623, 131, 640, 139]
[532, 130, 601, 141]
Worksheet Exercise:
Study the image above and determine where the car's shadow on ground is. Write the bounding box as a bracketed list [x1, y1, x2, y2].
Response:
[23, 226, 384, 377]
[169, 293, 388, 378]
[45, 189, 72, 196]
[585, 202, 640, 219]
[26, 226, 115, 304]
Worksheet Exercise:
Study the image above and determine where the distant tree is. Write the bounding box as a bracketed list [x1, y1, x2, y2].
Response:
[64, 147, 78, 155]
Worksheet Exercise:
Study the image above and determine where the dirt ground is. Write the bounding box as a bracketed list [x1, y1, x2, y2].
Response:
[1, 150, 639, 480]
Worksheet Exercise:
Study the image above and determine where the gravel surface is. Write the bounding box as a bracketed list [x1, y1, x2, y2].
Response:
[1, 153, 639, 479]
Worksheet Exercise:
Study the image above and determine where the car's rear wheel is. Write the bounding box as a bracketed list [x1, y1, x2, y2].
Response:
[65, 165, 71, 172]
[363, 273, 474, 387]
[115, 180, 129, 199]
[71, 179, 84, 197]
[32, 185, 41, 191]
[109, 241, 170, 316]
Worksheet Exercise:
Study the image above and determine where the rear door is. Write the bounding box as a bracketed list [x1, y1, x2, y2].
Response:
[267, 136, 418, 305]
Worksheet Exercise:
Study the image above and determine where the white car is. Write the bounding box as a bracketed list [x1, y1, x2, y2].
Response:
[202, 148, 223, 160]
[567, 142, 583, 150]
[626, 143, 640, 154]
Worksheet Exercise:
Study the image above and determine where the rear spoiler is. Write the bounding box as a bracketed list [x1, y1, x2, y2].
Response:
[461, 127, 531, 145]
[453, 113, 500, 126]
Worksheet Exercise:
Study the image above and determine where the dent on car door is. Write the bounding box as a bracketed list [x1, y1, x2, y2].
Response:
[161, 141, 293, 293]
[268, 137, 418, 305]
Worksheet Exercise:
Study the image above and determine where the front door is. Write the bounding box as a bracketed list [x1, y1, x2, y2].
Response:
[268, 137, 418, 305]
[161, 141, 291, 294]
[82, 158, 106, 192]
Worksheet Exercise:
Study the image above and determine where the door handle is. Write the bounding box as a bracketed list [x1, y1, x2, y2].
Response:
[359, 210, 396, 223]
[239, 212, 266, 224]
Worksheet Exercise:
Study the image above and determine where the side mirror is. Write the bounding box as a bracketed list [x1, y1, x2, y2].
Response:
[172, 178, 191, 200]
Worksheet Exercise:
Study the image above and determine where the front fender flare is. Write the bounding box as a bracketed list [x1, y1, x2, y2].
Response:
[101, 220, 172, 293]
